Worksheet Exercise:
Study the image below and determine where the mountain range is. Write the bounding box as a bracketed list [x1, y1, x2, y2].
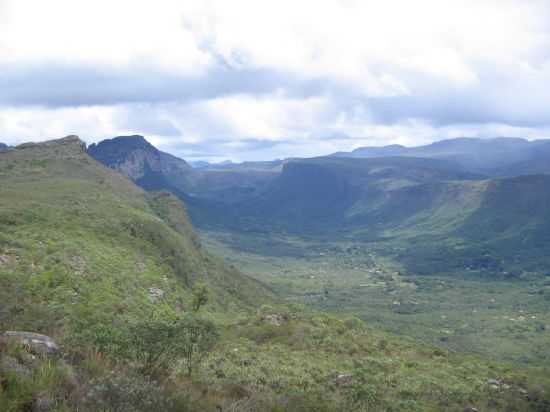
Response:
[332, 137, 550, 176]
[2, 135, 550, 411]
[86, 135, 550, 276]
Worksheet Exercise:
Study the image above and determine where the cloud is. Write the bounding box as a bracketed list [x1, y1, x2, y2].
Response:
[0, 62, 332, 108]
[1, 0, 550, 160]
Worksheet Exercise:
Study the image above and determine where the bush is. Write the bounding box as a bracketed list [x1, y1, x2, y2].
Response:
[70, 314, 219, 377]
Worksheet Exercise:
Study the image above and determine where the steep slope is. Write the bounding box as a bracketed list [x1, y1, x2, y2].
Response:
[2, 137, 550, 411]
[191, 155, 550, 275]
[348, 175, 550, 274]
[0, 136, 272, 335]
[220, 156, 484, 234]
[89, 135, 280, 204]
[87, 135, 193, 191]
[85, 135, 550, 276]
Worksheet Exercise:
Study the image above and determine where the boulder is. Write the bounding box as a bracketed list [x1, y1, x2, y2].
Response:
[261, 313, 289, 326]
[1, 331, 60, 356]
[148, 287, 165, 303]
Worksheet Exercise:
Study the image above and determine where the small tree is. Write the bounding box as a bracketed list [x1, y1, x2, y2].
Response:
[179, 314, 219, 376]
[128, 318, 182, 374]
[191, 281, 208, 312]
[125, 314, 218, 376]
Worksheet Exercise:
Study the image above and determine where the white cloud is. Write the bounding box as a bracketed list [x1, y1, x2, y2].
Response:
[1, 0, 550, 159]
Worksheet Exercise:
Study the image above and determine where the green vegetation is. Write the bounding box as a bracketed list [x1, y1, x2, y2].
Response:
[1, 137, 550, 411]
[202, 230, 550, 366]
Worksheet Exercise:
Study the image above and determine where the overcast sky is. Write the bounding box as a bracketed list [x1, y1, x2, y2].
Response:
[1, 0, 550, 161]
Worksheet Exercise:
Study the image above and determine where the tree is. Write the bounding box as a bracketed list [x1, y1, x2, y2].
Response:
[191, 281, 208, 312]
[127, 318, 182, 375]
[178, 314, 219, 376]
[125, 314, 218, 376]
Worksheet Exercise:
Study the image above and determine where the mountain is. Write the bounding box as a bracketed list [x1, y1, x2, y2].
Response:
[332, 144, 407, 158]
[333, 137, 550, 175]
[2, 136, 550, 411]
[0, 143, 8, 151]
[86, 135, 550, 275]
[0, 135, 272, 327]
[87, 135, 193, 191]
[189, 154, 550, 275]
[89, 135, 282, 204]
[228, 156, 482, 231]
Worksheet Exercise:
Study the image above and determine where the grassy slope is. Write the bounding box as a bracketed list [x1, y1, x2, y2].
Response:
[0, 137, 272, 335]
[1, 138, 550, 411]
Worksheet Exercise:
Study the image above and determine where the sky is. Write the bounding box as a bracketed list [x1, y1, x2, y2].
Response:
[1, 0, 550, 161]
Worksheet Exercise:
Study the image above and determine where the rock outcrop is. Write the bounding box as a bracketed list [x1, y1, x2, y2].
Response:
[87, 135, 192, 190]
[1, 331, 60, 356]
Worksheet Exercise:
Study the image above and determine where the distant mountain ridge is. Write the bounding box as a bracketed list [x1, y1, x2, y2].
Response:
[332, 137, 550, 176]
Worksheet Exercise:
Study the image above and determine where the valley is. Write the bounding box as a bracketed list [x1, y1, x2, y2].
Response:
[200, 230, 550, 365]
[1, 136, 550, 411]
[4, 3, 550, 410]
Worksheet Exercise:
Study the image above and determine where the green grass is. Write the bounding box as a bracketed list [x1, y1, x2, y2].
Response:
[1, 138, 550, 411]
[201, 230, 550, 366]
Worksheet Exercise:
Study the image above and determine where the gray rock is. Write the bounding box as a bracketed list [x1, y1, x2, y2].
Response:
[1, 331, 60, 356]
[148, 287, 165, 303]
[0, 355, 32, 379]
[261, 314, 288, 326]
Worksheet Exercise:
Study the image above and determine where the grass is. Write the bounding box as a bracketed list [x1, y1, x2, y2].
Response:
[200, 230, 550, 366]
[1, 138, 550, 411]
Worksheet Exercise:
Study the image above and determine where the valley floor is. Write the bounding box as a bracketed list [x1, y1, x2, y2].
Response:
[200, 230, 550, 366]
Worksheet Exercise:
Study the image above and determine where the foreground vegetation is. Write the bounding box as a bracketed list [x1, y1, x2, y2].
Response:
[1, 137, 549, 411]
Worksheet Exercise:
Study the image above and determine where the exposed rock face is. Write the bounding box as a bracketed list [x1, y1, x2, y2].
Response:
[1, 331, 60, 356]
[11, 136, 87, 159]
[87, 135, 191, 190]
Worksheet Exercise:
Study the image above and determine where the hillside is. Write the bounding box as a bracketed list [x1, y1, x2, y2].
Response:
[89, 135, 280, 204]
[1, 136, 550, 411]
[350, 175, 550, 274]
[189, 155, 550, 274]
[195, 155, 482, 232]
[86, 136, 550, 275]
[0, 136, 272, 331]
